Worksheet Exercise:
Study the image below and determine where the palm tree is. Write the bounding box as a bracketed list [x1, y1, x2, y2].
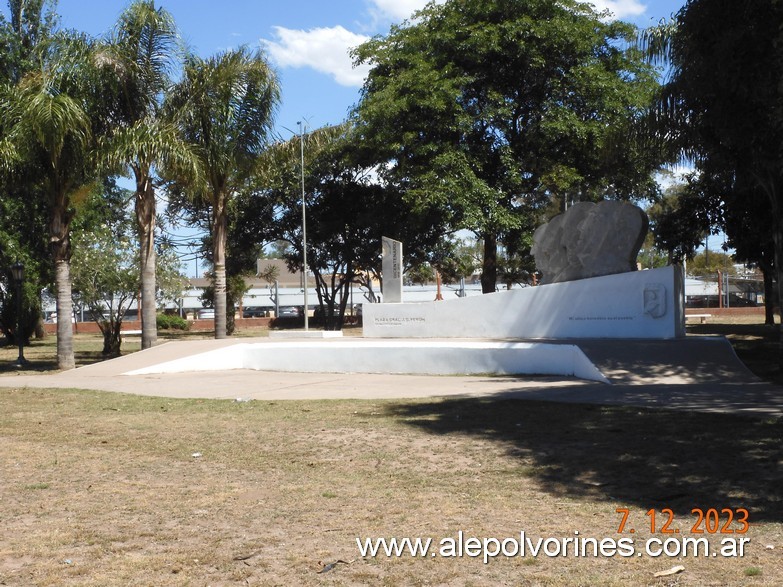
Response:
[167, 47, 279, 338]
[0, 32, 100, 370]
[101, 0, 196, 349]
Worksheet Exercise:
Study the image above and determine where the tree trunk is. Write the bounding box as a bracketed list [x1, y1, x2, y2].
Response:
[761, 265, 775, 326]
[212, 199, 228, 339]
[480, 233, 498, 294]
[54, 257, 75, 370]
[101, 320, 122, 357]
[337, 272, 352, 330]
[772, 221, 783, 369]
[51, 198, 75, 370]
[136, 178, 157, 349]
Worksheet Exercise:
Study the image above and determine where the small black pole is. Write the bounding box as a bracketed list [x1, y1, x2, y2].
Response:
[11, 261, 27, 368]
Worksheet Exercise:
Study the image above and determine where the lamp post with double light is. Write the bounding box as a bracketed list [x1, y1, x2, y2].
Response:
[10, 261, 28, 368]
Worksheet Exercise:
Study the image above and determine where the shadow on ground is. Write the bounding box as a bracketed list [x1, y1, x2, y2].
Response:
[385, 398, 783, 522]
[688, 322, 783, 385]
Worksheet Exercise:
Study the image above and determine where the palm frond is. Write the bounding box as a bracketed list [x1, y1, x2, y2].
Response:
[106, 0, 180, 118]
[637, 18, 678, 67]
[10, 71, 91, 164]
[166, 45, 281, 198]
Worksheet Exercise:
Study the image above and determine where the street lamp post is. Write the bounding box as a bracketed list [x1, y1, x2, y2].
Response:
[10, 261, 28, 368]
[298, 121, 309, 331]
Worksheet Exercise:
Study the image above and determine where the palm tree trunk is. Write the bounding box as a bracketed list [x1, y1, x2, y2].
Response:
[51, 197, 75, 370]
[136, 180, 157, 349]
[54, 257, 75, 370]
[212, 200, 228, 339]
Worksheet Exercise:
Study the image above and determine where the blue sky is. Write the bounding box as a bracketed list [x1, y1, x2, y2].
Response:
[51, 0, 685, 137]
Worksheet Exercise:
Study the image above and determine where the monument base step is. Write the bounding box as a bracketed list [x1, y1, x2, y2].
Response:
[122, 339, 609, 384]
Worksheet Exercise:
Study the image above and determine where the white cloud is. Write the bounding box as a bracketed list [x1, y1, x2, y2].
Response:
[262, 26, 371, 87]
[587, 0, 647, 19]
[368, 0, 436, 21]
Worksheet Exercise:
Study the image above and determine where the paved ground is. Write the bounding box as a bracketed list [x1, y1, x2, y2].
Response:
[0, 335, 781, 417]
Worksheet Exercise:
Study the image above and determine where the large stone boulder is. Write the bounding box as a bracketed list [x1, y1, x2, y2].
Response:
[531, 201, 648, 284]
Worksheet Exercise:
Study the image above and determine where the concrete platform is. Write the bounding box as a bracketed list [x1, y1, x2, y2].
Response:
[0, 335, 781, 417]
[122, 339, 610, 383]
[268, 330, 343, 339]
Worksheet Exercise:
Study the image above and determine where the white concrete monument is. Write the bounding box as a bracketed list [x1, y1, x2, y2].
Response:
[381, 236, 403, 303]
[363, 265, 685, 339]
[365, 203, 685, 340]
[121, 202, 685, 385]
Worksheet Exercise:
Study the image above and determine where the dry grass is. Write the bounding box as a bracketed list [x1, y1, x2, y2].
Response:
[0, 389, 781, 586]
[0, 333, 140, 374]
[0, 317, 782, 585]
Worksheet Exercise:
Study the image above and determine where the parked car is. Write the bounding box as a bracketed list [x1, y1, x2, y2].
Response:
[276, 306, 300, 317]
[197, 308, 215, 319]
[242, 306, 267, 318]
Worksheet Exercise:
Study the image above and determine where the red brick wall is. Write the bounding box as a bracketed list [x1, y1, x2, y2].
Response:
[42, 321, 143, 335]
[42, 317, 272, 335]
[685, 307, 764, 317]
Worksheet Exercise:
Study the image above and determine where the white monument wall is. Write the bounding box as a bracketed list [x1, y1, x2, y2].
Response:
[363, 265, 685, 339]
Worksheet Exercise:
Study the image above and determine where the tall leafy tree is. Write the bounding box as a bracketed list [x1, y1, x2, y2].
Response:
[0, 0, 58, 345]
[641, 1, 783, 337]
[646, 178, 713, 264]
[100, 0, 196, 350]
[166, 47, 279, 338]
[249, 124, 448, 329]
[0, 31, 105, 369]
[353, 0, 660, 292]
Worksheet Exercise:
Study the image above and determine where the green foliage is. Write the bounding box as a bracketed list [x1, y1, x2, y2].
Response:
[246, 124, 448, 329]
[70, 185, 187, 355]
[156, 313, 189, 331]
[0, 183, 48, 343]
[353, 0, 661, 291]
[0, 0, 60, 345]
[637, 231, 669, 270]
[0, 0, 60, 84]
[257, 262, 279, 284]
[71, 218, 138, 356]
[687, 251, 736, 279]
[428, 238, 481, 285]
[0, 264, 42, 344]
[404, 263, 435, 286]
[647, 178, 713, 263]
[166, 46, 280, 205]
[743, 567, 762, 577]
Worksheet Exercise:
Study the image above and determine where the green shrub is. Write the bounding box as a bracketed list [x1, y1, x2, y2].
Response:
[156, 313, 190, 331]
